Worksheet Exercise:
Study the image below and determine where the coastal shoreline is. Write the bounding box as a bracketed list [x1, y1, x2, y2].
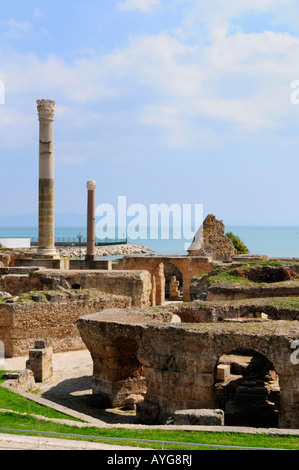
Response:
[57, 243, 153, 258]
[1, 244, 153, 259]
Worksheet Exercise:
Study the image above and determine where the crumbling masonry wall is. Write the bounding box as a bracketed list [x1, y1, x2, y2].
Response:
[0, 269, 152, 307]
[77, 310, 299, 429]
[0, 292, 131, 357]
[118, 255, 213, 304]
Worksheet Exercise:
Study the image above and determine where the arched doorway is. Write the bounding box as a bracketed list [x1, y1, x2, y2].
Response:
[163, 262, 183, 301]
[214, 349, 280, 427]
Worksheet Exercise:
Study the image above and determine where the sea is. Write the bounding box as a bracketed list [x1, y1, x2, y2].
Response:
[1, 226, 299, 258]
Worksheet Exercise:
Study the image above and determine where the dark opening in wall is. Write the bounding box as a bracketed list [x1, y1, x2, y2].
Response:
[214, 349, 280, 428]
[72, 284, 81, 290]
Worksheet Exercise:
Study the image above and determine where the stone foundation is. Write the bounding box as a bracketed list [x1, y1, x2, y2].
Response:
[77, 309, 299, 428]
[173, 409, 224, 426]
[0, 268, 152, 307]
[0, 290, 131, 357]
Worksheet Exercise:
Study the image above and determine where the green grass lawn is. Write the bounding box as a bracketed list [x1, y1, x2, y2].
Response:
[0, 412, 298, 450]
[0, 371, 298, 450]
[0, 371, 82, 422]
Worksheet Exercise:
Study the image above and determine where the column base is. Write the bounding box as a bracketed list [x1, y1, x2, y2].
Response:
[85, 254, 96, 261]
[33, 248, 60, 260]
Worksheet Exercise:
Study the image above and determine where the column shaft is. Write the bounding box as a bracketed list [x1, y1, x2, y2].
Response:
[86, 181, 97, 261]
[34, 100, 58, 259]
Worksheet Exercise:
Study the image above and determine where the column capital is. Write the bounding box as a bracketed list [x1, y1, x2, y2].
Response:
[86, 181, 97, 191]
[37, 99, 56, 120]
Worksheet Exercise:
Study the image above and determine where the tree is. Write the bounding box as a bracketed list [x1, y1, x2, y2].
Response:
[225, 232, 249, 254]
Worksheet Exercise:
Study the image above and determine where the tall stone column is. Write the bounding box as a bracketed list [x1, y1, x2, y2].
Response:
[86, 181, 97, 261]
[34, 99, 58, 259]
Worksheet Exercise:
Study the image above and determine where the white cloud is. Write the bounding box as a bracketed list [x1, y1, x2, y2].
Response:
[117, 0, 160, 13]
[0, 19, 31, 39]
[177, 0, 296, 30]
[1, 24, 299, 150]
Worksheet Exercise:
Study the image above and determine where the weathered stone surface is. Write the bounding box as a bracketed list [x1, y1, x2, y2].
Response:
[77, 309, 299, 428]
[207, 284, 299, 301]
[173, 409, 224, 426]
[189, 261, 299, 302]
[169, 276, 181, 301]
[0, 268, 152, 307]
[188, 214, 236, 261]
[26, 345, 53, 383]
[136, 401, 160, 425]
[118, 255, 214, 304]
[33, 269, 152, 307]
[0, 289, 132, 357]
[2, 369, 35, 392]
[123, 394, 144, 409]
[217, 364, 230, 381]
[0, 254, 11, 267]
[6, 296, 19, 303]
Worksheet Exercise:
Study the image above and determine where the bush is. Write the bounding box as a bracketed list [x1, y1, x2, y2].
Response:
[225, 232, 249, 254]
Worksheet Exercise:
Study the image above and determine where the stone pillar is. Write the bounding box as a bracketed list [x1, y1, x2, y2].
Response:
[182, 275, 192, 302]
[34, 99, 58, 259]
[154, 263, 165, 306]
[26, 339, 53, 383]
[86, 181, 97, 261]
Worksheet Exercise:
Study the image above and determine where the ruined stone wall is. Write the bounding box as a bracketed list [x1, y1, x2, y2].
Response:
[165, 301, 299, 322]
[0, 274, 42, 296]
[77, 310, 299, 429]
[188, 214, 236, 261]
[0, 291, 131, 357]
[0, 253, 11, 267]
[0, 251, 34, 267]
[34, 270, 152, 307]
[117, 255, 214, 303]
[0, 269, 152, 307]
[206, 285, 299, 301]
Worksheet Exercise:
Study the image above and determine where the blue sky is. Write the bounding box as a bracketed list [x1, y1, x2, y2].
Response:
[1, 0, 299, 226]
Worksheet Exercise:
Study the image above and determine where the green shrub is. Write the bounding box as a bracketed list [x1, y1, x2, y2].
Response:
[225, 232, 249, 254]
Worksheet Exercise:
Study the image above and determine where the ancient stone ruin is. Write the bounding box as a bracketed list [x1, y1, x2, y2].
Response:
[188, 214, 236, 261]
[77, 307, 299, 429]
[3, 100, 299, 431]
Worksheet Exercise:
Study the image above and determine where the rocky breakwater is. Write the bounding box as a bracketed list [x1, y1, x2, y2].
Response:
[57, 243, 153, 258]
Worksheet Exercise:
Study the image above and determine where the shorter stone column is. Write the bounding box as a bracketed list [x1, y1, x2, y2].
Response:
[26, 339, 53, 383]
[86, 181, 97, 261]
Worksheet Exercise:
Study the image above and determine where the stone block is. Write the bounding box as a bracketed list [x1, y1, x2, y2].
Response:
[26, 344, 53, 383]
[136, 401, 160, 424]
[217, 364, 230, 381]
[123, 394, 144, 410]
[2, 369, 35, 392]
[173, 409, 224, 426]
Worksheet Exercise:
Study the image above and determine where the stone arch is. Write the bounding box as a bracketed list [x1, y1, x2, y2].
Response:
[118, 255, 214, 304]
[214, 348, 280, 428]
